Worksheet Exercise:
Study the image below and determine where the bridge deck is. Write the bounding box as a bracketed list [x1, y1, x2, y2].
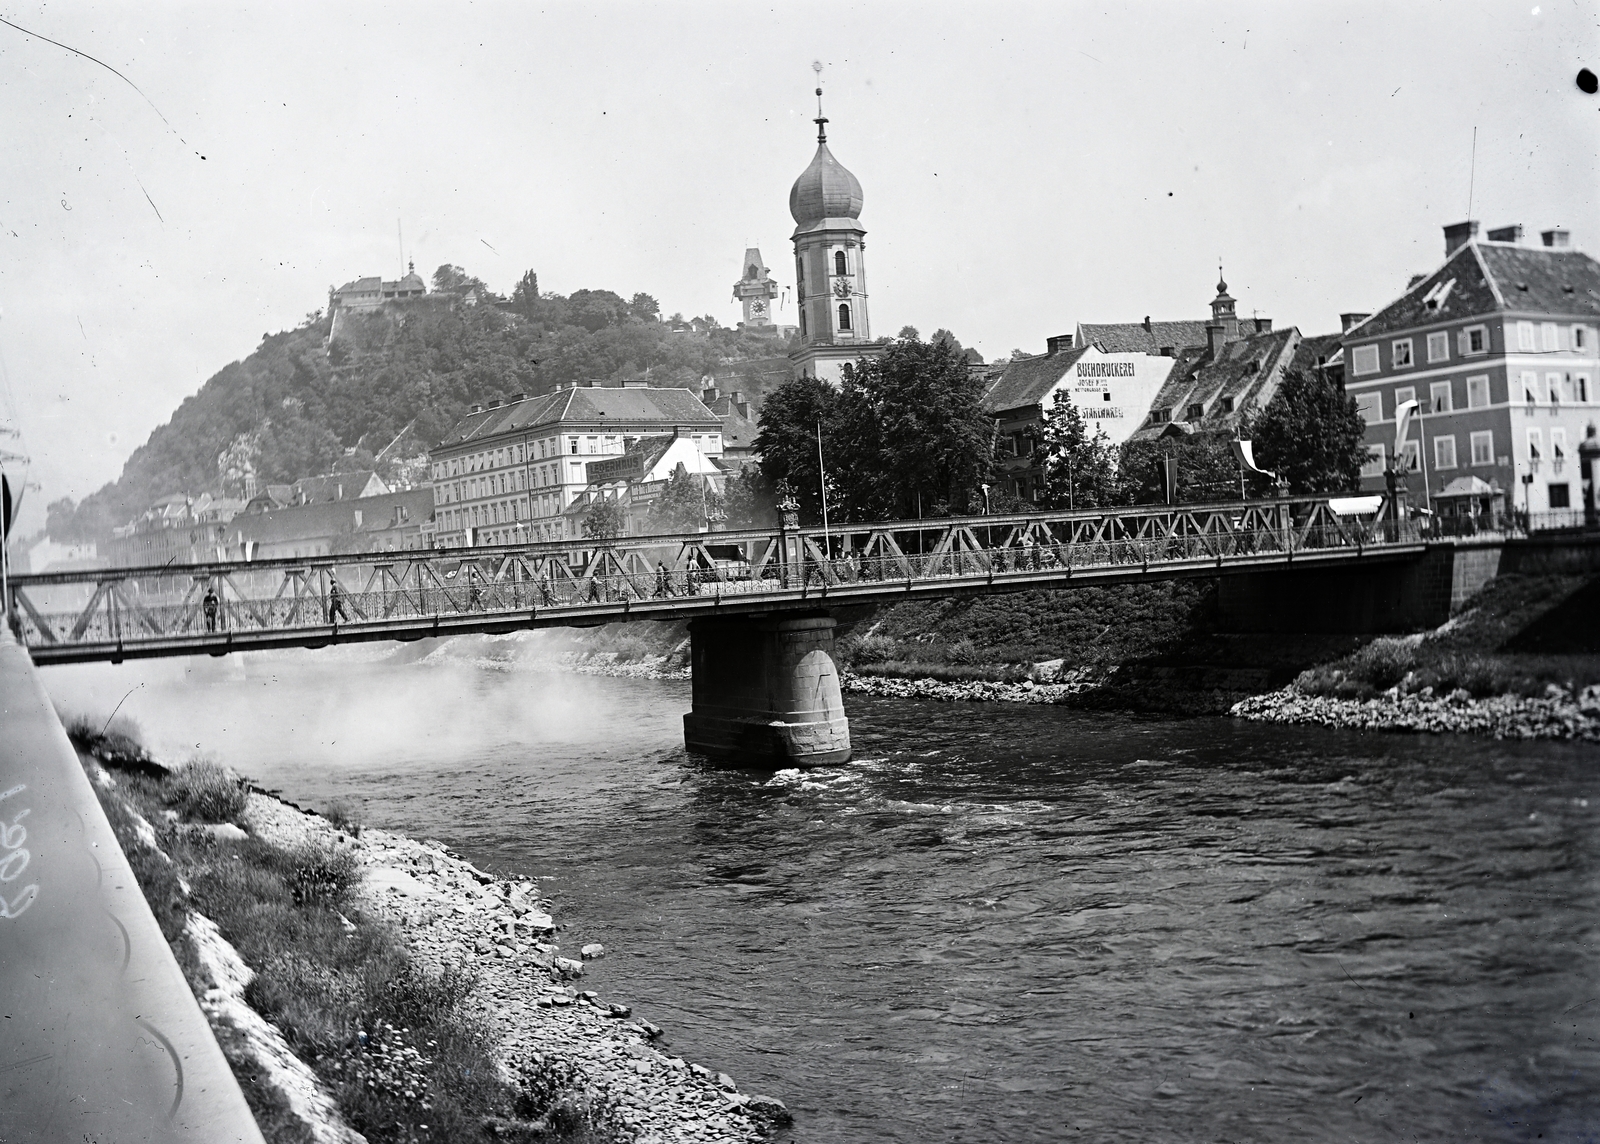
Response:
[10, 497, 1424, 665]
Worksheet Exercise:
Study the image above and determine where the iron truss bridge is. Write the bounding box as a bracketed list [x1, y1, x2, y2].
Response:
[10, 497, 1423, 665]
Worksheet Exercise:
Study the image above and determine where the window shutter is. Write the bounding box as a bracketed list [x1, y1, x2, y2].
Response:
[1457, 329, 1467, 355]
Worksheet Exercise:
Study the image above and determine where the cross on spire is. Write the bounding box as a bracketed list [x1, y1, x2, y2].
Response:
[812, 60, 828, 143]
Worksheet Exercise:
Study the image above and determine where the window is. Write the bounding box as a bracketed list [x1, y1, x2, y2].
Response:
[1392, 339, 1414, 368]
[1470, 430, 1494, 466]
[568, 437, 579, 455]
[1354, 392, 1382, 424]
[1527, 427, 1543, 462]
[1576, 326, 1590, 351]
[1361, 444, 1387, 480]
[1351, 345, 1380, 375]
[834, 250, 847, 276]
[1466, 375, 1490, 409]
[1463, 325, 1488, 355]
[1522, 371, 1539, 403]
[1149, 408, 1172, 425]
[1429, 381, 1452, 413]
[1578, 374, 1592, 403]
[1549, 483, 1571, 508]
[799, 310, 807, 337]
[1433, 435, 1457, 470]
[795, 258, 804, 285]
[1400, 440, 1421, 472]
[838, 303, 852, 331]
[1427, 331, 1449, 362]
[1395, 386, 1416, 410]
[1518, 321, 1536, 351]
[1548, 373, 1563, 404]
[1186, 402, 1205, 421]
[1542, 322, 1559, 351]
[1221, 395, 1235, 413]
[1552, 428, 1568, 463]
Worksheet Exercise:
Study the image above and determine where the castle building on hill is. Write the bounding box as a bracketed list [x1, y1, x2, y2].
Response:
[788, 89, 883, 385]
[329, 261, 428, 313]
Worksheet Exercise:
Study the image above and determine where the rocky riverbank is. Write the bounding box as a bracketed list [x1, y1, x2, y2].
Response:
[1231, 684, 1600, 742]
[241, 794, 788, 1143]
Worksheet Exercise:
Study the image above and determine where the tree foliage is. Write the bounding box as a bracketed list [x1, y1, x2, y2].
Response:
[1118, 429, 1266, 505]
[582, 497, 626, 539]
[648, 468, 722, 534]
[754, 334, 992, 524]
[1250, 368, 1367, 494]
[1039, 393, 1118, 510]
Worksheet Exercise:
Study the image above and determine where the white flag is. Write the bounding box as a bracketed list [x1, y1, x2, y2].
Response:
[1394, 398, 1420, 458]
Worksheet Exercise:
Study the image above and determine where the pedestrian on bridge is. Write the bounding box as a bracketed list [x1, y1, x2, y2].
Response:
[654, 562, 676, 598]
[202, 584, 220, 632]
[327, 576, 348, 626]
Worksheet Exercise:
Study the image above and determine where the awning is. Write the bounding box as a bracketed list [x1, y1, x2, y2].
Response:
[1327, 495, 1385, 517]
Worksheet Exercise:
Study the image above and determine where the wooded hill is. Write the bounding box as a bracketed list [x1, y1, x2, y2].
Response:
[48, 267, 792, 543]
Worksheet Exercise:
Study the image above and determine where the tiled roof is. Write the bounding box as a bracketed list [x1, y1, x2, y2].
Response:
[979, 348, 1087, 414]
[1077, 320, 1210, 356]
[1289, 332, 1344, 375]
[293, 471, 387, 503]
[1349, 242, 1600, 339]
[436, 387, 721, 448]
[229, 489, 434, 546]
[1129, 328, 1301, 442]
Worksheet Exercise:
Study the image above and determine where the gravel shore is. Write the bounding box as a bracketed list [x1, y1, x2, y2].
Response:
[1231, 685, 1600, 741]
[242, 794, 786, 1143]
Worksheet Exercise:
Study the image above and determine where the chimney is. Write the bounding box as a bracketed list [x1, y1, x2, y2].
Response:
[1142, 316, 1152, 332]
[510, 392, 527, 402]
[622, 378, 648, 388]
[487, 397, 502, 409]
[1487, 224, 1523, 243]
[470, 403, 484, 413]
[1206, 323, 1226, 359]
[1340, 312, 1370, 333]
[1045, 334, 1073, 356]
[737, 399, 750, 419]
[1542, 229, 1571, 248]
[1444, 220, 1479, 256]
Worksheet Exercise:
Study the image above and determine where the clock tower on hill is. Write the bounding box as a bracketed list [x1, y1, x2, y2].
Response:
[788, 88, 882, 385]
[732, 246, 780, 330]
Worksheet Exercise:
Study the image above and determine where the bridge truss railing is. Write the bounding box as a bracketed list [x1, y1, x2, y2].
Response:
[8, 497, 1420, 657]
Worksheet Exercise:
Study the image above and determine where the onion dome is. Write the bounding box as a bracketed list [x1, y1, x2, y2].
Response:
[789, 88, 864, 225]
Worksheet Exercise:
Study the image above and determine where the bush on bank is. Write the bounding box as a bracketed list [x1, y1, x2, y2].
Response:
[66, 721, 620, 1144]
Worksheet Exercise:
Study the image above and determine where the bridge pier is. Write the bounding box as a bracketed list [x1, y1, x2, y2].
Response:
[682, 613, 851, 767]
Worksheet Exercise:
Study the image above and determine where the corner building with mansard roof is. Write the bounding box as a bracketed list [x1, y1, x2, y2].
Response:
[1344, 222, 1600, 518]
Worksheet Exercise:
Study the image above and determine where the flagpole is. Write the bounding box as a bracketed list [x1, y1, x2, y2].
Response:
[816, 420, 831, 557]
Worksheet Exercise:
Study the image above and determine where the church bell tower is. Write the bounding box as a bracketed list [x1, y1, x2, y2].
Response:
[787, 86, 881, 384]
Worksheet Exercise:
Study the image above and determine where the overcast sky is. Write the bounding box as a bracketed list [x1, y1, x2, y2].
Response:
[1, 1, 1595, 532]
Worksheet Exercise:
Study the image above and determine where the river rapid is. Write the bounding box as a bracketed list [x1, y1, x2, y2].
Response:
[41, 650, 1600, 1143]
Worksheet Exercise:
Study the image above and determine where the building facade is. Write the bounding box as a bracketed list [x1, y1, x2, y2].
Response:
[1344, 223, 1600, 516]
[788, 90, 882, 385]
[430, 384, 723, 546]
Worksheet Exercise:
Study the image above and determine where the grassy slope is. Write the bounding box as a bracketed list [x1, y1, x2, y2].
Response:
[69, 722, 618, 1144]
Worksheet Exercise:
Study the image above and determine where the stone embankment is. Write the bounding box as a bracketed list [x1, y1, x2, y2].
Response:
[243, 795, 788, 1143]
[840, 671, 1091, 705]
[1232, 684, 1600, 742]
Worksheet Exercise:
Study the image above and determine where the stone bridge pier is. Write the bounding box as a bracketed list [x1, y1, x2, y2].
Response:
[682, 613, 851, 767]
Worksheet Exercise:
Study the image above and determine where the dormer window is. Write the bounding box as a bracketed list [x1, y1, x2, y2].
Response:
[1186, 403, 1205, 421]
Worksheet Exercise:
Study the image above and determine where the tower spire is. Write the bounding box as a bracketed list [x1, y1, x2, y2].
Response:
[812, 60, 827, 144]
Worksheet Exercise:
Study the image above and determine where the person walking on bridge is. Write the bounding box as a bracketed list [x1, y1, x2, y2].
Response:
[202, 584, 220, 632]
[327, 575, 348, 626]
[654, 561, 676, 598]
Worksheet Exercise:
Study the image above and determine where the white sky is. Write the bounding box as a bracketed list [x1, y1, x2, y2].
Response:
[1, 1, 1595, 532]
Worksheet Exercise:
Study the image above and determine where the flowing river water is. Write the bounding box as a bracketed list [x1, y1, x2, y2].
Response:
[41, 649, 1600, 1142]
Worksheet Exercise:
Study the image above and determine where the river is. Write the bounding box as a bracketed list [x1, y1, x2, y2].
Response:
[40, 648, 1600, 1142]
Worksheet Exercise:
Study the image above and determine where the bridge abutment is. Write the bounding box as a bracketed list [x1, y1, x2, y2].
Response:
[682, 614, 851, 767]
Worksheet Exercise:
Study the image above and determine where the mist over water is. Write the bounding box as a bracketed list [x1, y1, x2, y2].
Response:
[41, 644, 1600, 1142]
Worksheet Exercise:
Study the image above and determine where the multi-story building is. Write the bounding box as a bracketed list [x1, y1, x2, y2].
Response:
[430, 383, 723, 546]
[1345, 222, 1600, 516]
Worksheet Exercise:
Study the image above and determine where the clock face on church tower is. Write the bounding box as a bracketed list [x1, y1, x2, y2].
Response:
[751, 301, 766, 315]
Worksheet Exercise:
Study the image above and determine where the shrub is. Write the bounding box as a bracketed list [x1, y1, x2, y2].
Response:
[1345, 638, 1416, 690]
[324, 799, 363, 837]
[944, 637, 980, 666]
[274, 839, 362, 906]
[165, 759, 248, 823]
[846, 633, 898, 666]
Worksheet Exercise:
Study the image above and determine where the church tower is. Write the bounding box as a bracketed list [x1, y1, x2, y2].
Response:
[788, 87, 882, 384]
